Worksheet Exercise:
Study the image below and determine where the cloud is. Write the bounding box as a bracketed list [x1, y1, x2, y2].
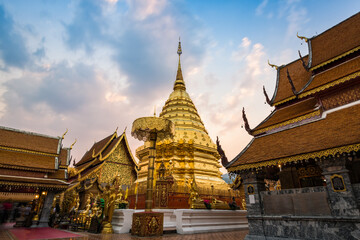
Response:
[126, 0, 167, 21]
[64, 0, 108, 54]
[0, 4, 30, 69]
[256, 0, 268, 16]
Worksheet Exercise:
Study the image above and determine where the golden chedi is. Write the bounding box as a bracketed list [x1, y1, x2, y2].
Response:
[129, 41, 235, 209]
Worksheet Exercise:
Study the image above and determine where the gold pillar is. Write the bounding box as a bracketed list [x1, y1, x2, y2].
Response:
[146, 132, 157, 211]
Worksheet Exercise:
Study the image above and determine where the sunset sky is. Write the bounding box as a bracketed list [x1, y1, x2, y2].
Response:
[0, 0, 359, 170]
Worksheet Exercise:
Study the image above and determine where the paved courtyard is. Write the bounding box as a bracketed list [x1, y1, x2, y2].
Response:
[0, 224, 249, 240]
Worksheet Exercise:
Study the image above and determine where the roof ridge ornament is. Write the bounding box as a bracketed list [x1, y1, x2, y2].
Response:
[61, 129, 68, 139]
[286, 69, 299, 96]
[242, 108, 253, 136]
[216, 136, 229, 167]
[70, 139, 77, 149]
[298, 50, 309, 72]
[268, 60, 279, 70]
[263, 86, 271, 105]
[297, 32, 308, 42]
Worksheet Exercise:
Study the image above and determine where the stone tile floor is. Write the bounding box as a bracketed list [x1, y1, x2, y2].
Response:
[0, 224, 249, 240]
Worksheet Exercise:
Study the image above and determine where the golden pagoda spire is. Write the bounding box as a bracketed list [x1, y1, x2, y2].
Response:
[174, 38, 186, 91]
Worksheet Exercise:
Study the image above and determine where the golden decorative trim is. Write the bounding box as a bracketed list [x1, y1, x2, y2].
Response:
[92, 132, 117, 158]
[330, 174, 346, 192]
[0, 146, 58, 157]
[310, 45, 360, 71]
[0, 163, 55, 173]
[273, 96, 296, 107]
[299, 71, 360, 99]
[228, 143, 360, 172]
[99, 135, 123, 161]
[253, 110, 321, 135]
[0, 181, 68, 189]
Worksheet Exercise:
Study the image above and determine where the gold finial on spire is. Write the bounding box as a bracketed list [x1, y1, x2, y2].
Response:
[61, 129, 68, 139]
[70, 139, 77, 149]
[177, 37, 182, 56]
[123, 126, 127, 133]
[268, 60, 279, 70]
[174, 38, 186, 91]
[297, 32, 308, 42]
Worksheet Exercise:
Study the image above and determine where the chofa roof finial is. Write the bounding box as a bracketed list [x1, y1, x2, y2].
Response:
[70, 139, 77, 149]
[268, 60, 279, 70]
[297, 32, 308, 42]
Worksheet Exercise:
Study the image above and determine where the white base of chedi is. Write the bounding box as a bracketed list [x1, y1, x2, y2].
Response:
[112, 209, 248, 234]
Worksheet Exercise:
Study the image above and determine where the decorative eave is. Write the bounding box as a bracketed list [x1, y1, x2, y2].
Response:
[227, 142, 360, 172]
[309, 45, 360, 72]
[252, 109, 321, 136]
[0, 163, 56, 173]
[0, 175, 69, 190]
[0, 145, 58, 157]
[299, 71, 360, 99]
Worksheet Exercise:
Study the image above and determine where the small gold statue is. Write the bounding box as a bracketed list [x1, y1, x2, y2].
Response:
[188, 177, 205, 209]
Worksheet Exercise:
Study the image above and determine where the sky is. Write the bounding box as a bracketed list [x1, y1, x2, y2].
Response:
[0, 0, 359, 171]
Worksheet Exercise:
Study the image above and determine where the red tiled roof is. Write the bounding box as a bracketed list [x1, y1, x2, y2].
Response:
[229, 103, 360, 169]
[309, 12, 360, 68]
[253, 98, 319, 133]
[272, 56, 312, 105]
[0, 149, 56, 170]
[0, 127, 60, 154]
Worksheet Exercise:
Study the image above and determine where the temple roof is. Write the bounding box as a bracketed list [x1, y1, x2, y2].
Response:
[75, 132, 116, 166]
[159, 41, 216, 149]
[0, 126, 71, 173]
[308, 12, 360, 70]
[0, 175, 69, 190]
[300, 55, 360, 98]
[227, 103, 360, 172]
[74, 131, 137, 172]
[252, 97, 320, 135]
[271, 56, 312, 106]
[0, 126, 61, 155]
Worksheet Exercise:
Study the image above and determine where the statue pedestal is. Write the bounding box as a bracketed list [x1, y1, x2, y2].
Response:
[131, 212, 164, 237]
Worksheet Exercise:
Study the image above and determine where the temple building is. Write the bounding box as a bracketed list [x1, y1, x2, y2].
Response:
[128, 41, 241, 209]
[227, 13, 360, 239]
[0, 126, 72, 227]
[67, 129, 138, 209]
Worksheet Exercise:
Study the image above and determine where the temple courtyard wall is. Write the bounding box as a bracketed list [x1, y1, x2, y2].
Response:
[112, 209, 248, 234]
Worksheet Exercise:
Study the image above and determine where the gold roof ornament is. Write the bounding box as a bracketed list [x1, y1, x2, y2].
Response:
[297, 32, 308, 42]
[268, 60, 279, 70]
[61, 129, 68, 139]
[70, 139, 77, 149]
